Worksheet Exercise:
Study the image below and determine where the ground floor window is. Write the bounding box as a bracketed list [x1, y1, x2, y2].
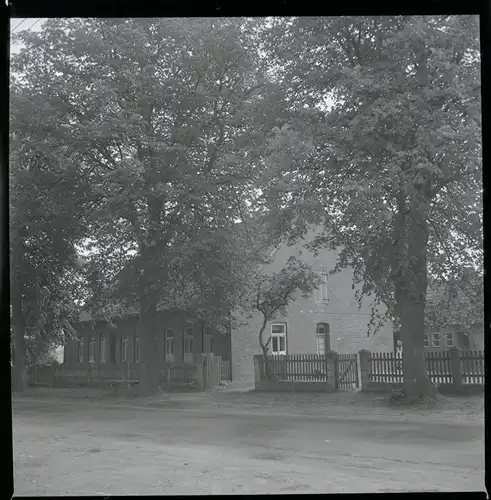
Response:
[315, 322, 329, 355]
[89, 337, 96, 363]
[184, 328, 194, 363]
[78, 337, 84, 363]
[100, 334, 107, 363]
[165, 329, 175, 363]
[134, 330, 140, 363]
[445, 332, 454, 348]
[270, 323, 287, 355]
[432, 333, 440, 348]
[121, 336, 129, 362]
[204, 328, 214, 353]
[424, 333, 429, 347]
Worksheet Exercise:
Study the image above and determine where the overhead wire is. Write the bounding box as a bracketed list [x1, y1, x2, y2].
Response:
[11, 18, 27, 32]
[12, 17, 42, 34]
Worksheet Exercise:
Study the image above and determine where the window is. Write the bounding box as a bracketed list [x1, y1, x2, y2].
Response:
[134, 331, 140, 363]
[316, 323, 330, 354]
[78, 337, 84, 363]
[424, 333, 429, 347]
[89, 337, 96, 363]
[100, 334, 107, 363]
[270, 323, 287, 355]
[432, 333, 440, 348]
[204, 333, 214, 353]
[316, 272, 329, 303]
[165, 329, 175, 363]
[121, 336, 129, 362]
[184, 329, 194, 363]
[445, 332, 454, 348]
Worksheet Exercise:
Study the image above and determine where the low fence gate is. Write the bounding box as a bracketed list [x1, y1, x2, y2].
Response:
[337, 353, 360, 391]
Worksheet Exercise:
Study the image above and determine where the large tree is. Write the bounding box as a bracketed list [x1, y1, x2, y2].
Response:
[12, 18, 287, 394]
[259, 16, 482, 401]
[9, 84, 92, 390]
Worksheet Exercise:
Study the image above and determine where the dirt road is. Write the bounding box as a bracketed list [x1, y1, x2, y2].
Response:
[13, 397, 484, 494]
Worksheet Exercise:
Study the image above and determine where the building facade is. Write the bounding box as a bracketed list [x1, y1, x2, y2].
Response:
[64, 310, 231, 371]
[231, 227, 395, 388]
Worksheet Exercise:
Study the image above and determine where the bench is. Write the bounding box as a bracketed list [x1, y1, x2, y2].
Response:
[107, 379, 140, 397]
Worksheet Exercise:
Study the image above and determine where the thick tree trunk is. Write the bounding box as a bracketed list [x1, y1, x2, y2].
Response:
[11, 285, 27, 392]
[138, 298, 160, 395]
[395, 197, 436, 402]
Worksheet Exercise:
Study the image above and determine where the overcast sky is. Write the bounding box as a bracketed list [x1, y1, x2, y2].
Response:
[10, 18, 47, 55]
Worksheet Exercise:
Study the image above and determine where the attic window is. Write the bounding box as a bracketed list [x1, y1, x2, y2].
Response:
[316, 272, 329, 303]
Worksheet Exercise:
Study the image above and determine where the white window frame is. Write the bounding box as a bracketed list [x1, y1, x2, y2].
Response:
[315, 272, 329, 304]
[184, 329, 194, 364]
[424, 333, 429, 347]
[165, 329, 175, 363]
[316, 334, 325, 355]
[121, 336, 129, 362]
[270, 323, 287, 355]
[89, 337, 96, 363]
[134, 330, 140, 363]
[445, 332, 454, 348]
[315, 322, 329, 355]
[78, 337, 84, 363]
[100, 334, 107, 363]
[204, 333, 214, 353]
[432, 333, 440, 348]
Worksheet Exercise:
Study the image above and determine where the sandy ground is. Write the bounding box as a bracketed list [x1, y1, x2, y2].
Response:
[12, 391, 485, 495]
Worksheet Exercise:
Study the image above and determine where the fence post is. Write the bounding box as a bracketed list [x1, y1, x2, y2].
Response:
[254, 356, 261, 387]
[50, 365, 57, 388]
[359, 350, 370, 391]
[449, 347, 462, 386]
[326, 351, 339, 391]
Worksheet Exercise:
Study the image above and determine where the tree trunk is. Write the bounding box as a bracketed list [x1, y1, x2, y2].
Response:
[261, 344, 272, 380]
[11, 285, 27, 392]
[396, 198, 436, 402]
[138, 299, 160, 395]
[258, 319, 272, 380]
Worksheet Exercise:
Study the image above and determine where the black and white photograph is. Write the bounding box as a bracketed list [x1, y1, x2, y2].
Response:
[9, 15, 484, 495]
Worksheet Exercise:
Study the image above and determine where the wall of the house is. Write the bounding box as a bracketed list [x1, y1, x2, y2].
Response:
[231, 226, 394, 387]
[424, 325, 484, 352]
[65, 310, 231, 367]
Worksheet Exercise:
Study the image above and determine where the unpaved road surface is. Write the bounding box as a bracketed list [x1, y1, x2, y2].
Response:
[13, 396, 484, 495]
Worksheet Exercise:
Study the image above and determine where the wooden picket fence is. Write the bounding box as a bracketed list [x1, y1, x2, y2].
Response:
[461, 350, 485, 384]
[168, 364, 199, 389]
[369, 350, 484, 386]
[369, 353, 404, 383]
[27, 365, 55, 386]
[259, 354, 330, 382]
[425, 351, 453, 385]
[221, 359, 232, 381]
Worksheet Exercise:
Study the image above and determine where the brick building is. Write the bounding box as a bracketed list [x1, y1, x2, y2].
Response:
[64, 309, 231, 370]
[231, 226, 394, 388]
